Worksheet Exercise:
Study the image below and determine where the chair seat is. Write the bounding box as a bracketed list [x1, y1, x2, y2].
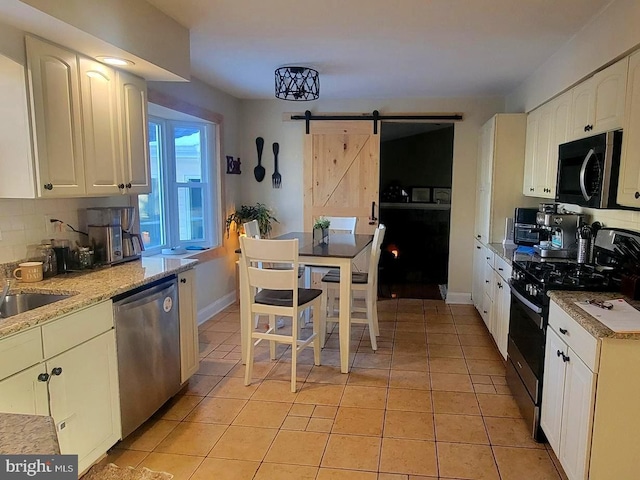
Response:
[321, 270, 368, 284]
[255, 288, 322, 307]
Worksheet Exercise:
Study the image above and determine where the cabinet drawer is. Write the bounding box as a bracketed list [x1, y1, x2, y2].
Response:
[0, 328, 43, 380]
[549, 301, 600, 372]
[493, 255, 512, 281]
[42, 301, 113, 358]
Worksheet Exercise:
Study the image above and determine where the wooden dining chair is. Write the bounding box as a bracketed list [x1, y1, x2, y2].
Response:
[239, 236, 324, 392]
[320, 224, 386, 351]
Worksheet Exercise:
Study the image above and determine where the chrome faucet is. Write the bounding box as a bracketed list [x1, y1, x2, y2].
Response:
[0, 280, 10, 311]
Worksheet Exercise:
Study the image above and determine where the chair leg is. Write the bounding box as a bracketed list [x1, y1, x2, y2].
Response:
[320, 284, 328, 347]
[369, 290, 380, 336]
[312, 303, 321, 366]
[268, 314, 276, 360]
[244, 335, 255, 386]
[366, 293, 377, 351]
[291, 309, 298, 393]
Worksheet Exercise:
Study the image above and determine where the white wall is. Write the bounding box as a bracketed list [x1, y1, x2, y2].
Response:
[238, 97, 505, 299]
[507, 0, 640, 112]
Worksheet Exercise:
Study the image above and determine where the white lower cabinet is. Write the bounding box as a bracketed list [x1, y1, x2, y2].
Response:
[491, 271, 510, 360]
[179, 270, 199, 383]
[541, 299, 640, 480]
[0, 301, 120, 474]
[541, 327, 595, 480]
[0, 364, 49, 415]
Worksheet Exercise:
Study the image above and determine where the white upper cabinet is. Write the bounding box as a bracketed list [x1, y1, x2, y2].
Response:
[1, 36, 150, 199]
[80, 57, 122, 196]
[118, 71, 151, 195]
[569, 58, 628, 140]
[617, 50, 640, 207]
[26, 36, 86, 197]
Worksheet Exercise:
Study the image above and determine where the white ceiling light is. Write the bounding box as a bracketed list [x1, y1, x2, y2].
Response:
[97, 56, 135, 67]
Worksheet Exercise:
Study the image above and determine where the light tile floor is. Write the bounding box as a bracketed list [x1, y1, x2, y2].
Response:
[99, 299, 568, 480]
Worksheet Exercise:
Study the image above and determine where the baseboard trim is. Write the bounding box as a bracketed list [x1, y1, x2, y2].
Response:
[197, 291, 236, 325]
[445, 292, 473, 304]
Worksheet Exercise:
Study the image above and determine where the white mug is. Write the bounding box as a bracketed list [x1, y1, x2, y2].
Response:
[13, 261, 44, 283]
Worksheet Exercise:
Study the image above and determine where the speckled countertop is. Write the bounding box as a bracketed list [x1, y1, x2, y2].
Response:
[548, 290, 640, 340]
[487, 243, 517, 265]
[0, 413, 59, 454]
[0, 257, 197, 339]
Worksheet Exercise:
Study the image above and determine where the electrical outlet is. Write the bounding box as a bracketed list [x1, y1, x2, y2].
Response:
[44, 215, 58, 234]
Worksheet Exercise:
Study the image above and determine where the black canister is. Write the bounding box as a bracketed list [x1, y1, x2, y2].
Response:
[577, 225, 593, 264]
[53, 246, 71, 273]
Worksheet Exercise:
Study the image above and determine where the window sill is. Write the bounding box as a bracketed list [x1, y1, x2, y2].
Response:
[148, 245, 227, 263]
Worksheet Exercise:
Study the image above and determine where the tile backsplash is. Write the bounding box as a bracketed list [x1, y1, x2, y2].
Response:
[0, 196, 133, 264]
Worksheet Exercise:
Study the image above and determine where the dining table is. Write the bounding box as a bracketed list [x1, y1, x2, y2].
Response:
[238, 231, 374, 374]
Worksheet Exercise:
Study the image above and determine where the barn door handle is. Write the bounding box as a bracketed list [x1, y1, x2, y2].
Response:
[369, 201, 378, 225]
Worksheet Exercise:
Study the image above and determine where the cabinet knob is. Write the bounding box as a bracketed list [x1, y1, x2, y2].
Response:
[498, 267, 503, 271]
[476, 235, 481, 239]
[530, 188, 534, 192]
[180, 278, 187, 284]
[562, 353, 570, 363]
[485, 280, 490, 283]
[126, 183, 132, 189]
[635, 192, 640, 199]
[51, 367, 62, 376]
[44, 183, 53, 191]
[557, 349, 563, 357]
[559, 328, 568, 335]
[584, 125, 589, 132]
[118, 183, 125, 189]
[476, 246, 481, 250]
[37, 373, 50, 382]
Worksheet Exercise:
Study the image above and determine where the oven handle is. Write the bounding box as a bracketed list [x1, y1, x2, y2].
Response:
[510, 284, 543, 315]
[579, 148, 596, 202]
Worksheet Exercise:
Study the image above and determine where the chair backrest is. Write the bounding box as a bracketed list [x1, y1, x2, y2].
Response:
[367, 224, 386, 286]
[239, 236, 300, 293]
[324, 216, 357, 234]
[243, 220, 260, 238]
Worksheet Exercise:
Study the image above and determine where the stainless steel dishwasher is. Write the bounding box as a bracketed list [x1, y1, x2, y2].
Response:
[113, 276, 181, 438]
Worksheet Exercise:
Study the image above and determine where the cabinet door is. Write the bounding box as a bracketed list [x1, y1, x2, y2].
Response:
[592, 57, 628, 134]
[523, 109, 539, 196]
[471, 240, 485, 311]
[559, 347, 596, 480]
[0, 364, 49, 415]
[475, 120, 493, 242]
[179, 269, 199, 382]
[118, 71, 151, 195]
[617, 51, 640, 207]
[541, 328, 567, 454]
[47, 330, 121, 474]
[570, 78, 595, 141]
[547, 91, 572, 196]
[26, 37, 85, 197]
[493, 278, 510, 360]
[534, 105, 553, 197]
[80, 58, 123, 196]
[481, 291, 492, 330]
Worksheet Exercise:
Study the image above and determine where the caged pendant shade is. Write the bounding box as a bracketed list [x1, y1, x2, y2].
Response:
[274, 66, 319, 101]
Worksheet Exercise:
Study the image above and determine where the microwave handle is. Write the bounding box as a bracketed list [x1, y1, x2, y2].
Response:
[579, 148, 596, 202]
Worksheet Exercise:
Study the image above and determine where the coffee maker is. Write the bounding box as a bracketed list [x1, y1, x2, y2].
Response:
[87, 207, 143, 265]
[533, 206, 585, 258]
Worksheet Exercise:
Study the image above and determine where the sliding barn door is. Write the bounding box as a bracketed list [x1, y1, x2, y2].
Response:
[303, 121, 380, 235]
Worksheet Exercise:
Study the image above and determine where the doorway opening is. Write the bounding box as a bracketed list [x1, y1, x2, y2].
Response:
[378, 122, 454, 299]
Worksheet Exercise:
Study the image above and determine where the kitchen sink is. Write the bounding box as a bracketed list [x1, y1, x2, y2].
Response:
[0, 293, 71, 318]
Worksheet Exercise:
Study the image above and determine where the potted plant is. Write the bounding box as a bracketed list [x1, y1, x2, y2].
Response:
[313, 217, 330, 245]
[225, 203, 278, 238]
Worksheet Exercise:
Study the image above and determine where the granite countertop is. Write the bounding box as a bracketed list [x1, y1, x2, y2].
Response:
[548, 290, 640, 340]
[0, 257, 197, 339]
[487, 243, 517, 265]
[0, 413, 59, 454]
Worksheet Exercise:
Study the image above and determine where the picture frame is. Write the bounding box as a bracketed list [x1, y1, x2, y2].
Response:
[432, 187, 451, 204]
[226, 156, 241, 174]
[410, 187, 431, 203]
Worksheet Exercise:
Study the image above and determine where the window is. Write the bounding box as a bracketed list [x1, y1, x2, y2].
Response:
[139, 113, 219, 253]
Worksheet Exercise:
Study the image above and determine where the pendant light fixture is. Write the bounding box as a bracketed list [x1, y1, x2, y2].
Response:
[274, 66, 319, 101]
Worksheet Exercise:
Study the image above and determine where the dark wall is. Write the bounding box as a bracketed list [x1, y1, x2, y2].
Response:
[380, 126, 454, 190]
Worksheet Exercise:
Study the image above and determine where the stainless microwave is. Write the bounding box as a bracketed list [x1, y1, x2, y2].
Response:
[555, 130, 623, 208]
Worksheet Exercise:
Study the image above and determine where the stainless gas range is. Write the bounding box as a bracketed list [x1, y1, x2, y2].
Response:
[506, 228, 634, 441]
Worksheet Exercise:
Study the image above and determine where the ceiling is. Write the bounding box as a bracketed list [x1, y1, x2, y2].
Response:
[146, 0, 613, 100]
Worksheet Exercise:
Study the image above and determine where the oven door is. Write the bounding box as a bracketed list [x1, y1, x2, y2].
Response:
[508, 287, 546, 401]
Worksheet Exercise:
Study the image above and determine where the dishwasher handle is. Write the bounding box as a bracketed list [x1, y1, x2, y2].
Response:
[113, 276, 177, 310]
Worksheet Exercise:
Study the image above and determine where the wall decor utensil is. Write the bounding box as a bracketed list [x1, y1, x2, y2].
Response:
[254, 137, 265, 182]
[272, 142, 282, 188]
